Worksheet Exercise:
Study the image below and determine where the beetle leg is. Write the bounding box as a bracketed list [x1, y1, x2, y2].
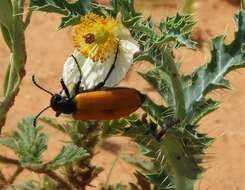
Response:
[60, 78, 71, 99]
[69, 55, 83, 96]
[100, 62, 116, 86]
[140, 114, 166, 141]
[93, 44, 119, 90]
[74, 81, 81, 94]
[93, 63, 115, 89]
[141, 113, 148, 124]
[93, 81, 105, 90]
[155, 129, 166, 141]
[55, 112, 61, 117]
[70, 55, 82, 82]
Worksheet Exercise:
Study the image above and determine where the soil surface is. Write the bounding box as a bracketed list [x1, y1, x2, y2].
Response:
[0, 0, 245, 189]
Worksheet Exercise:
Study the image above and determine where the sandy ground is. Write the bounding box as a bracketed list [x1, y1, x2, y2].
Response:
[0, 0, 245, 189]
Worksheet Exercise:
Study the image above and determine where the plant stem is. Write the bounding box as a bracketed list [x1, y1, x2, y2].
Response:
[163, 51, 186, 120]
[181, 0, 194, 14]
[104, 156, 119, 188]
[162, 133, 198, 190]
[0, 154, 72, 189]
[0, 155, 20, 166]
[0, 170, 7, 187]
[42, 170, 73, 190]
[175, 173, 186, 190]
[24, 10, 32, 29]
[8, 167, 23, 184]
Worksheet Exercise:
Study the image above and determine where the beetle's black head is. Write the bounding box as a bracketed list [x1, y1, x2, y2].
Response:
[32, 75, 78, 127]
[50, 94, 76, 115]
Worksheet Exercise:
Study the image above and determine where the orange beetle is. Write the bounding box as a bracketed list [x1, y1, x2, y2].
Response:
[32, 52, 145, 126]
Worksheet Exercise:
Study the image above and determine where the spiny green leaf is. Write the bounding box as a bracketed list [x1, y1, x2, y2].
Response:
[183, 125, 214, 155]
[128, 183, 142, 190]
[133, 172, 152, 190]
[40, 117, 98, 147]
[100, 115, 137, 139]
[0, 0, 13, 32]
[3, 64, 11, 96]
[0, 24, 12, 50]
[40, 176, 57, 190]
[145, 170, 175, 190]
[162, 133, 202, 180]
[184, 11, 245, 113]
[62, 120, 99, 149]
[30, 0, 90, 28]
[131, 20, 162, 66]
[122, 155, 156, 172]
[124, 118, 203, 189]
[46, 145, 89, 170]
[7, 180, 41, 190]
[141, 97, 174, 127]
[40, 116, 66, 133]
[92, 0, 141, 27]
[0, 117, 47, 167]
[103, 183, 128, 190]
[181, 0, 194, 14]
[117, 0, 142, 27]
[7, 177, 57, 190]
[160, 13, 196, 49]
[188, 98, 220, 125]
[138, 68, 174, 106]
[131, 13, 195, 65]
[90, 0, 118, 18]
[101, 117, 129, 138]
[124, 118, 163, 160]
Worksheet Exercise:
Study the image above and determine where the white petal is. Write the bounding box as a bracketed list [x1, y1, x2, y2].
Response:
[105, 39, 139, 86]
[62, 40, 139, 92]
[62, 49, 83, 90]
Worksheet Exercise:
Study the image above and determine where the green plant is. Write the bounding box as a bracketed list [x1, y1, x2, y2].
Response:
[242, 0, 245, 8]
[0, 0, 27, 132]
[0, 0, 245, 190]
[181, 0, 194, 14]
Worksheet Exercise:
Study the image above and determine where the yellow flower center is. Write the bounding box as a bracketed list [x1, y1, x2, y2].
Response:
[73, 13, 121, 62]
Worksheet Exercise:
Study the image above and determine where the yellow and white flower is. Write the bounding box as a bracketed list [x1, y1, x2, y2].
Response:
[63, 13, 139, 92]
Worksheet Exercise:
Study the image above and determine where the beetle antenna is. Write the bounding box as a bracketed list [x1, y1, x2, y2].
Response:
[33, 105, 51, 127]
[32, 75, 54, 95]
[70, 55, 82, 81]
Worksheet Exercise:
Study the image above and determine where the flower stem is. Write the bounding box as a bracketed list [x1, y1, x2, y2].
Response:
[162, 50, 199, 189]
[181, 0, 194, 14]
[163, 51, 186, 120]
[0, 170, 7, 188]
[104, 156, 119, 188]
[0, 155, 20, 166]
[34, 169, 73, 190]
[8, 167, 23, 184]
[163, 134, 198, 190]
[242, 0, 245, 9]
[0, 154, 72, 189]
